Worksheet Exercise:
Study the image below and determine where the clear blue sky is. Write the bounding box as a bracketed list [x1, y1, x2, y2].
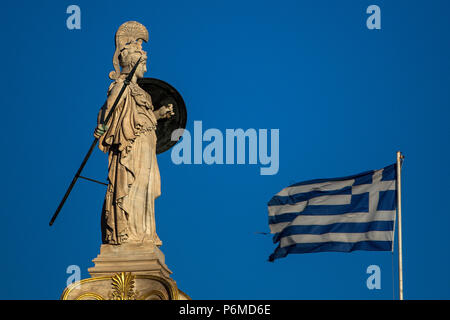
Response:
[1, 0, 449, 299]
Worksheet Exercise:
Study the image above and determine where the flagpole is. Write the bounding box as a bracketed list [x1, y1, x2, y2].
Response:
[396, 151, 404, 300]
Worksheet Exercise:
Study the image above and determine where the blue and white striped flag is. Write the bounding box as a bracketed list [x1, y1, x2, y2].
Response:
[268, 164, 397, 261]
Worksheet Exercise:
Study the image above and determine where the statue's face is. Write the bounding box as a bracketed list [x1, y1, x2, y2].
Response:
[135, 60, 147, 79]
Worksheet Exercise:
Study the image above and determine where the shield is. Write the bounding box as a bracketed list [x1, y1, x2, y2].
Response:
[137, 78, 187, 154]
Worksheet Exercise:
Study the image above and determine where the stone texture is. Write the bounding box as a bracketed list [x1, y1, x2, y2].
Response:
[88, 242, 172, 278]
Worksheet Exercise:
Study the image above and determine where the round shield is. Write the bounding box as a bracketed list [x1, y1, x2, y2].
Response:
[137, 78, 187, 154]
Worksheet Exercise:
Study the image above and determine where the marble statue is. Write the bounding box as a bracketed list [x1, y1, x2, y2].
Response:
[59, 21, 190, 300]
[94, 21, 174, 246]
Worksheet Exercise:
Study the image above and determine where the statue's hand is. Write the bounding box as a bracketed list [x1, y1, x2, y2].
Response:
[158, 104, 175, 119]
[94, 124, 109, 138]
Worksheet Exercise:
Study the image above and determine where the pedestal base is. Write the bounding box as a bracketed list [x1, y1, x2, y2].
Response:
[61, 242, 190, 300]
[88, 242, 172, 278]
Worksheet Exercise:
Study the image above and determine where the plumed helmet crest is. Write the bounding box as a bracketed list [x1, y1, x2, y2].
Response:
[109, 21, 149, 80]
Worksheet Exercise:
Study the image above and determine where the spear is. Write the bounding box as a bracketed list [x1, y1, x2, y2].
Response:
[49, 57, 141, 226]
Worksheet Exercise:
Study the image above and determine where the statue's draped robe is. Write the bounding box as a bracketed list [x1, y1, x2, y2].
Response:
[97, 77, 161, 245]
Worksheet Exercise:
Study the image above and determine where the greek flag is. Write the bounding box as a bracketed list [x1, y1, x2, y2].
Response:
[268, 164, 397, 261]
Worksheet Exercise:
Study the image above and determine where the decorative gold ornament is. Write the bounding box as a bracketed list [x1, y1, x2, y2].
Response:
[61, 273, 185, 300]
[111, 272, 136, 300]
[75, 292, 105, 300]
